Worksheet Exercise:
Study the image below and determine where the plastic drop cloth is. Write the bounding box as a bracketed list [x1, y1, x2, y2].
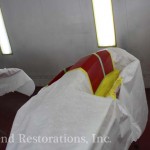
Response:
[6, 48, 148, 150]
[0, 68, 35, 96]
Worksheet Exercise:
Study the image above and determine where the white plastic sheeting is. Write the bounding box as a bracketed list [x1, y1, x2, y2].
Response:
[6, 48, 148, 150]
[0, 68, 35, 96]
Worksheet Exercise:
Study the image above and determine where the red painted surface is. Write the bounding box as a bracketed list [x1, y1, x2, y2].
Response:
[96, 50, 114, 74]
[70, 54, 105, 93]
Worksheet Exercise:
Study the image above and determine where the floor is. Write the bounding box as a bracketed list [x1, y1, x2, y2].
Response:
[0, 87, 42, 150]
[0, 88, 149, 150]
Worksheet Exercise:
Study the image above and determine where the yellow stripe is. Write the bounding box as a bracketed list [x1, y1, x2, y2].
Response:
[107, 76, 123, 100]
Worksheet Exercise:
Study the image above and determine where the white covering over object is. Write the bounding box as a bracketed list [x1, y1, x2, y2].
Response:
[6, 48, 148, 150]
[0, 68, 35, 96]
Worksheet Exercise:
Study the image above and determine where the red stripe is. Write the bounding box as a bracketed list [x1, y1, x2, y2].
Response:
[48, 50, 114, 93]
[96, 50, 114, 75]
[48, 70, 65, 85]
[70, 55, 104, 93]
[66, 65, 73, 72]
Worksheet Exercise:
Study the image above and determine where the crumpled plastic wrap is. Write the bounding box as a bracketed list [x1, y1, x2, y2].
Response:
[6, 48, 148, 150]
[0, 68, 35, 96]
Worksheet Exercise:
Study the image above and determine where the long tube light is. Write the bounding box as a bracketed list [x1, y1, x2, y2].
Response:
[0, 8, 12, 54]
[92, 0, 116, 47]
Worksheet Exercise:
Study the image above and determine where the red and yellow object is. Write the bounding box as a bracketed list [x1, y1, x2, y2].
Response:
[48, 50, 114, 94]
[69, 50, 114, 93]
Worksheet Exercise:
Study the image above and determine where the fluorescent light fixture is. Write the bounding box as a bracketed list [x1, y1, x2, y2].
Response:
[0, 8, 12, 54]
[92, 0, 116, 47]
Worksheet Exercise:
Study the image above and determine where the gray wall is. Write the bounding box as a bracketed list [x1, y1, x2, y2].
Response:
[113, 0, 150, 87]
[0, 0, 150, 87]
